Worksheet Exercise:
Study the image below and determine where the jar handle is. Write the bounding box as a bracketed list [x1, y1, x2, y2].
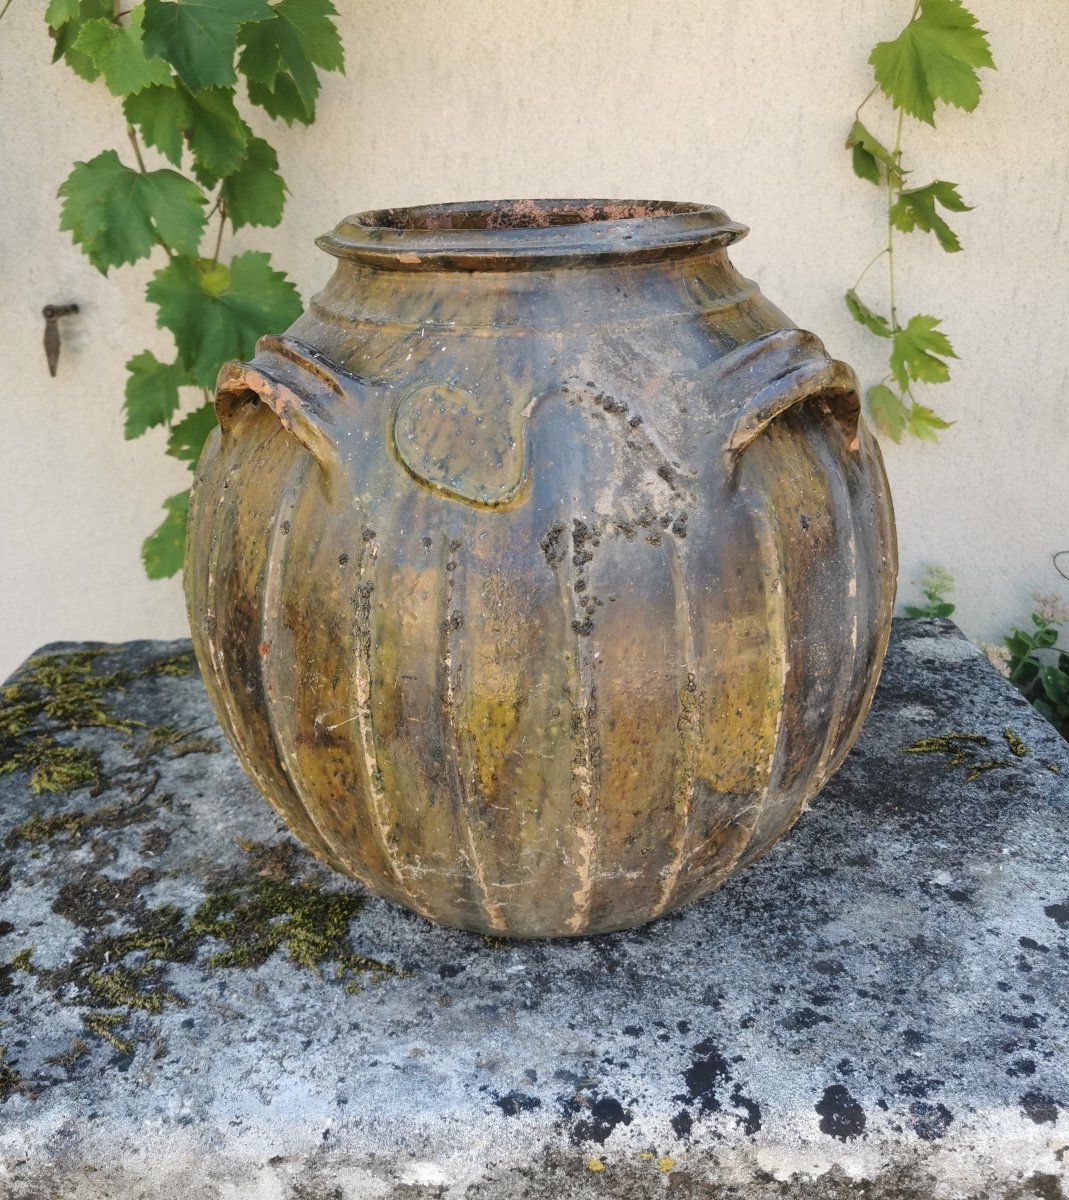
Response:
[215, 335, 350, 481]
[719, 329, 861, 465]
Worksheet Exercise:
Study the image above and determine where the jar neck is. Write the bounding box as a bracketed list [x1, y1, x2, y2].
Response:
[316, 199, 748, 273]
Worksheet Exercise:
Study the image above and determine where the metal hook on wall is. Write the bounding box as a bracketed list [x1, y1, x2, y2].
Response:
[43, 304, 79, 377]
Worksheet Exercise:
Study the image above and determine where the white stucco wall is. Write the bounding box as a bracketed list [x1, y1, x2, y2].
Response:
[1, 0, 1067, 679]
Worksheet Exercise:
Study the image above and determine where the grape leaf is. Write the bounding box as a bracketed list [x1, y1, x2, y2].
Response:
[221, 137, 286, 229]
[184, 87, 250, 181]
[906, 401, 954, 442]
[59, 150, 207, 272]
[142, 0, 273, 91]
[890, 180, 972, 252]
[72, 5, 173, 97]
[124, 351, 188, 438]
[870, 0, 995, 126]
[845, 120, 905, 187]
[48, 0, 112, 82]
[245, 74, 310, 125]
[142, 489, 190, 579]
[147, 251, 302, 387]
[238, 0, 344, 125]
[868, 384, 908, 442]
[890, 314, 957, 389]
[845, 288, 891, 338]
[167, 401, 219, 464]
[123, 84, 192, 166]
[45, 0, 81, 27]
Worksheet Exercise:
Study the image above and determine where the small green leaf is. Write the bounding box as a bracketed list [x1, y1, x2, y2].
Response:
[142, 489, 190, 579]
[221, 137, 286, 229]
[71, 5, 173, 97]
[850, 143, 880, 186]
[845, 120, 905, 187]
[1036, 627, 1060, 649]
[238, 0, 344, 125]
[147, 251, 302, 387]
[906, 401, 954, 442]
[845, 289, 892, 338]
[867, 384, 908, 442]
[124, 351, 188, 438]
[167, 402, 219, 465]
[890, 314, 957, 389]
[890, 180, 972, 252]
[184, 87, 250, 181]
[142, 0, 273, 91]
[1040, 665, 1069, 707]
[59, 150, 207, 272]
[1007, 631, 1033, 657]
[869, 0, 996, 126]
[123, 84, 192, 166]
[48, 0, 112, 81]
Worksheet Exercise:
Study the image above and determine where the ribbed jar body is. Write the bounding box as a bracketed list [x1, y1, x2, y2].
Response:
[186, 200, 896, 937]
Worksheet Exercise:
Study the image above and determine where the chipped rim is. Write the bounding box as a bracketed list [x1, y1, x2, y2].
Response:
[316, 199, 748, 271]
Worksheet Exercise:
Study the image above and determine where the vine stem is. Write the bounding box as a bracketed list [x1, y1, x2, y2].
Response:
[886, 107, 905, 332]
[127, 125, 148, 174]
[854, 84, 878, 121]
[127, 125, 174, 259]
[0, 0, 16, 25]
[851, 247, 889, 293]
[210, 200, 227, 266]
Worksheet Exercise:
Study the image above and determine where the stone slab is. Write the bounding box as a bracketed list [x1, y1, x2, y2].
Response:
[0, 619, 1067, 1199]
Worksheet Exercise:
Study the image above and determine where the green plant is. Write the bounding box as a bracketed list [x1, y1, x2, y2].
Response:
[46, 0, 346, 577]
[902, 563, 955, 618]
[983, 593, 1069, 740]
[845, 0, 995, 442]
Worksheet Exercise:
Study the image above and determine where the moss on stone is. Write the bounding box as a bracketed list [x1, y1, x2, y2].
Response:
[140, 652, 195, 678]
[903, 732, 1018, 784]
[5, 650, 137, 736]
[82, 1013, 134, 1055]
[1003, 728, 1029, 758]
[964, 758, 1014, 783]
[0, 739, 103, 795]
[0, 646, 194, 755]
[132, 725, 219, 760]
[191, 873, 368, 971]
[2, 839, 395, 1064]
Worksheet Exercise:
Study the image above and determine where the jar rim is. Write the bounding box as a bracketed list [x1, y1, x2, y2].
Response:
[316, 199, 748, 271]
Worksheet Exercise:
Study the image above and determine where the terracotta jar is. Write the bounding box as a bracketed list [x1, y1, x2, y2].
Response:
[186, 200, 896, 938]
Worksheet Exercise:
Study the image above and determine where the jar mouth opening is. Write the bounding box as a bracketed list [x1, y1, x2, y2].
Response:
[317, 198, 747, 270]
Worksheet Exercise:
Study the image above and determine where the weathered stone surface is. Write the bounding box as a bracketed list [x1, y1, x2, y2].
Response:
[0, 619, 1067, 1198]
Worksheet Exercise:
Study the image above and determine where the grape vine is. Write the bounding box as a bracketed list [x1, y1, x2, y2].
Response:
[47, 0, 345, 577]
[845, 0, 995, 442]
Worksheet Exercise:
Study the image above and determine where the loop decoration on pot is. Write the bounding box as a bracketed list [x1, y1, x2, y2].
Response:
[392, 382, 530, 508]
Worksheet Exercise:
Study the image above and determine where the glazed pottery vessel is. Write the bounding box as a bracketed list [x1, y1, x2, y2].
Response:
[186, 199, 897, 938]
